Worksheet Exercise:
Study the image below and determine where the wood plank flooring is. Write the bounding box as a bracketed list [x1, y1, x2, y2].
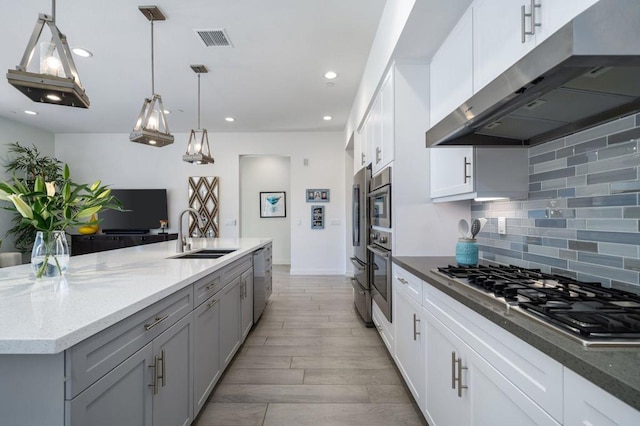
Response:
[194, 265, 426, 426]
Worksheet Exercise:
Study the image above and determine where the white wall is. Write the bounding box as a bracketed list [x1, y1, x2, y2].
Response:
[239, 155, 291, 265]
[0, 117, 55, 252]
[54, 131, 346, 275]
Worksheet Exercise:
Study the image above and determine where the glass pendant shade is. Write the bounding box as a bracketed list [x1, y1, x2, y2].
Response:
[183, 66, 214, 164]
[130, 94, 174, 147]
[183, 129, 214, 164]
[6, 5, 89, 108]
[130, 6, 173, 147]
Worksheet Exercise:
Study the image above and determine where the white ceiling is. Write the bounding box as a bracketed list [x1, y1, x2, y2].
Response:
[0, 0, 386, 135]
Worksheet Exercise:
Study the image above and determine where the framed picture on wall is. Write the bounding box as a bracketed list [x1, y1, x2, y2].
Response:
[306, 188, 330, 202]
[260, 191, 286, 218]
[311, 205, 324, 229]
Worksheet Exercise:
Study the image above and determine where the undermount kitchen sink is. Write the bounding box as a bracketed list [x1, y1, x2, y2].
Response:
[170, 249, 237, 259]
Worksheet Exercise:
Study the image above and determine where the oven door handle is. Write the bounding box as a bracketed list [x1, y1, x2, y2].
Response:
[350, 257, 366, 271]
[367, 245, 390, 259]
[351, 278, 366, 295]
[367, 185, 390, 199]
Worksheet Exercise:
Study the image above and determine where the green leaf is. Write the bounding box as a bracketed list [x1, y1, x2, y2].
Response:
[63, 164, 70, 180]
[77, 205, 101, 219]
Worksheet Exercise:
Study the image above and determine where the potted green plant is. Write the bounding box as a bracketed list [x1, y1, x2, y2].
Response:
[2, 142, 63, 253]
[0, 164, 122, 278]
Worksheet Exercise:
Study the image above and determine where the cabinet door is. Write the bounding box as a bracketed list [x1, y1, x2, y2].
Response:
[220, 277, 242, 369]
[152, 314, 194, 426]
[564, 368, 640, 426]
[393, 284, 425, 410]
[536, 0, 599, 44]
[193, 295, 221, 415]
[424, 310, 469, 426]
[430, 5, 473, 126]
[67, 344, 153, 426]
[429, 146, 474, 199]
[370, 90, 384, 174]
[379, 69, 394, 171]
[241, 268, 254, 341]
[473, 0, 536, 91]
[467, 345, 561, 426]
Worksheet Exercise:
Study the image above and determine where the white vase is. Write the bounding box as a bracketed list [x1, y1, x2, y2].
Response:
[31, 231, 70, 278]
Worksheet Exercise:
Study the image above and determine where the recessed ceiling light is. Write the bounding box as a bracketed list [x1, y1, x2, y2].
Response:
[163, 109, 171, 114]
[323, 115, 332, 121]
[324, 71, 338, 79]
[72, 47, 93, 58]
[149, 140, 157, 145]
[225, 117, 235, 122]
[24, 110, 38, 115]
[46, 94, 62, 102]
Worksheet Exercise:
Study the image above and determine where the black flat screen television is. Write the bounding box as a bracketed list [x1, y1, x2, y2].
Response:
[99, 189, 168, 234]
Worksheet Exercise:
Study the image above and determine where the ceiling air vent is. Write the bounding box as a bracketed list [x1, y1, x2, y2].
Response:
[194, 29, 233, 47]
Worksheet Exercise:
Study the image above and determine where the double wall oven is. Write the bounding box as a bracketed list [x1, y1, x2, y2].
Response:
[368, 166, 392, 322]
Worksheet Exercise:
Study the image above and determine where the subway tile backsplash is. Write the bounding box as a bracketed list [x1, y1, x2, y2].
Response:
[473, 114, 640, 292]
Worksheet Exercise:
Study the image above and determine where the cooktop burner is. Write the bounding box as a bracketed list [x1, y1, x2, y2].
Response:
[434, 264, 640, 347]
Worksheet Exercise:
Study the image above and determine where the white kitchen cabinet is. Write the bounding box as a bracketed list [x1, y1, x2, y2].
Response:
[393, 278, 425, 410]
[473, 0, 599, 92]
[193, 294, 221, 415]
[372, 299, 394, 357]
[429, 146, 528, 202]
[240, 266, 254, 341]
[429, 5, 473, 126]
[376, 68, 394, 174]
[564, 368, 640, 426]
[424, 309, 560, 426]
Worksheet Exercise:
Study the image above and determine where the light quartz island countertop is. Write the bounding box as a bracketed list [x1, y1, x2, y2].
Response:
[0, 237, 271, 354]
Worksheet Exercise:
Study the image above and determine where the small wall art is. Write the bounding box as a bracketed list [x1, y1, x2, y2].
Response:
[260, 191, 286, 218]
[306, 188, 330, 202]
[311, 205, 324, 229]
[188, 176, 219, 237]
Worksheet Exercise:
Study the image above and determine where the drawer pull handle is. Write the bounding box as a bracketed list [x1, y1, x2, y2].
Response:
[456, 356, 468, 397]
[205, 281, 218, 291]
[451, 352, 456, 390]
[463, 157, 471, 183]
[398, 277, 408, 285]
[206, 298, 219, 310]
[144, 314, 169, 331]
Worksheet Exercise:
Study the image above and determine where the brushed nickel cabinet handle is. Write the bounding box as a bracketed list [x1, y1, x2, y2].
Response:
[159, 349, 166, 387]
[398, 277, 408, 285]
[413, 314, 421, 341]
[457, 356, 468, 398]
[206, 298, 218, 310]
[376, 146, 381, 163]
[521, 0, 541, 43]
[451, 352, 457, 390]
[463, 157, 471, 183]
[149, 355, 159, 395]
[144, 314, 169, 331]
[361, 152, 366, 165]
[205, 281, 218, 291]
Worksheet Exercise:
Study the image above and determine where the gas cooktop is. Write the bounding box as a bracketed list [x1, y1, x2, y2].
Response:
[434, 264, 640, 347]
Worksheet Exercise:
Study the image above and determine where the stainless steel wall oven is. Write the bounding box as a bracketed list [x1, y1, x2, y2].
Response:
[368, 229, 392, 322]
[368, 166, 391, 229]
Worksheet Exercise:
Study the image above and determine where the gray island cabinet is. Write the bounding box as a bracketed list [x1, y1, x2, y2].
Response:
[0, 238, 271, 426]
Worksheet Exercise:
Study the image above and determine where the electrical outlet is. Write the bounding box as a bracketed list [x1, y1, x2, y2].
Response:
[498, 217, 506, 234]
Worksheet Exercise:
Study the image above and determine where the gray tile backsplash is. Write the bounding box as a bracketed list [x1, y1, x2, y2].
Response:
[472, 115, 640, 292]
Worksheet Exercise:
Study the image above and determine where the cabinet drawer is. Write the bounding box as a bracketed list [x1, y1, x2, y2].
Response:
[193, 270, 223, 307]
[222, 255, 253, 285]
[423, 282, 563, 421]
[65, 286, 193, 399]
[393, 265, 422, 305]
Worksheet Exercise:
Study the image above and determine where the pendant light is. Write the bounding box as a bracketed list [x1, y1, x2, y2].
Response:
[6, 0, 89, 108]
[130, 6, 173, 147]
[183, 65, 215, 164]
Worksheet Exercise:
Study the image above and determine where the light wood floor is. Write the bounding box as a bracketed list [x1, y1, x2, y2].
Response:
[194, 265, 426, 426]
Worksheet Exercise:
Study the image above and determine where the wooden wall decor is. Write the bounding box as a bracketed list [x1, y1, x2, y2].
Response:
[188, 176, 219, 237]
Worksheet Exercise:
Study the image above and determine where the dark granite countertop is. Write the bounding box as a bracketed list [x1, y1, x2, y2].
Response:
[393, 256, 640, 412]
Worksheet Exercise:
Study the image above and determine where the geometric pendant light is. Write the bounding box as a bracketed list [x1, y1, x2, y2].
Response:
[6, 0, 90, 108]
[183, 65, 215, 164]
[130, 5, 174, 147]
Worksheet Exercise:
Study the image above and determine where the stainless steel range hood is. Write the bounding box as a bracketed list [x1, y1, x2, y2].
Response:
[426, 0, 640, 148]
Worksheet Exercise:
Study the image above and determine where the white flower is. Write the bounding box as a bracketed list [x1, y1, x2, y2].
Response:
[45, 182, 56, 197]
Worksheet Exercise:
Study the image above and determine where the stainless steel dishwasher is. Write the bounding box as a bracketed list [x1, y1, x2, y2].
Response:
[252, 247, 271, 320]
